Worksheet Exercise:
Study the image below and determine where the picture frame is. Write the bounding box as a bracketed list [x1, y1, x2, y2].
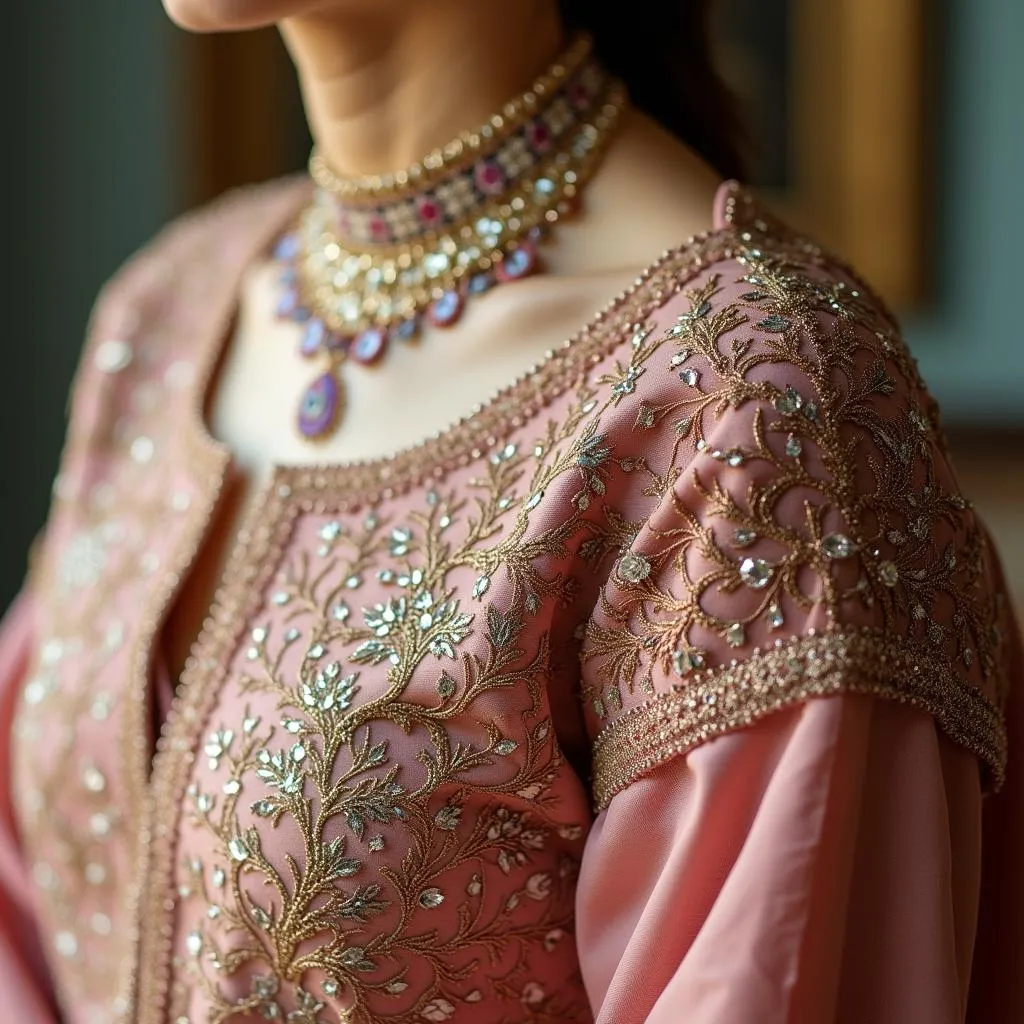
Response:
[713, 0, 929, 309]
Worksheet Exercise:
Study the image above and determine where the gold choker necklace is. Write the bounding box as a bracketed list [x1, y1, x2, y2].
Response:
[273, 35, 626, 440]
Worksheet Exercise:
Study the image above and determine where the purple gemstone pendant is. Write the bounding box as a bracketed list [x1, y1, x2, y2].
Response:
[276, 286, 301, 318]
[393, 316, 421, 342]
[350, 327, 388, 365]
[428, 290, 465, 328]
[299, 319, 327, 358]
[297, 371, 342, 440]
[467, 272, 495, 295]
[272, 232, 301, 262]
[496, 241, 538, 282]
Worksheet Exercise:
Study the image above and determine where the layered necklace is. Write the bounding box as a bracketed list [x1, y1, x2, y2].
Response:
[273, 34, 626, 441]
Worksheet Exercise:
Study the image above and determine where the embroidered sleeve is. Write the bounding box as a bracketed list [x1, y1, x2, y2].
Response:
[580, 244, 1011, 809]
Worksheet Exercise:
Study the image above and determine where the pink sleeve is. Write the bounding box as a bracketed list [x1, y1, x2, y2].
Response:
[576, 693, 1003, 1024]
[0, 593, 60, 1023]
[967, 608, 1024, 1023]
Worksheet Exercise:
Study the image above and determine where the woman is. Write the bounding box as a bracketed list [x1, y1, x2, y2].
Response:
[1, 1, 1020, 1021]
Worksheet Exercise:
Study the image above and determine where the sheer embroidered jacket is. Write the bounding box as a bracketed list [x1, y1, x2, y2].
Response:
[0, 180, 1020, 1024]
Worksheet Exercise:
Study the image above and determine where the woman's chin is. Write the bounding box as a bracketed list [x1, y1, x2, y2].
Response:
[161, 0, 299, 32]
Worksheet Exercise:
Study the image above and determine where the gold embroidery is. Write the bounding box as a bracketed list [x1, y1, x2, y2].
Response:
[591, 628, 1007, 809]
[581, 226, 1008, 801]
[142, 455, 598, 1021]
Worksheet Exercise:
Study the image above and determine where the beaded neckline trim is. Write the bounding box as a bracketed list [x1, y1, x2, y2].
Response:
[185, 181, 784, 506]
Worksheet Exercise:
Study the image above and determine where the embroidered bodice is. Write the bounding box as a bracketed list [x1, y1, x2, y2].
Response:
[8, 179, 1012, 1024]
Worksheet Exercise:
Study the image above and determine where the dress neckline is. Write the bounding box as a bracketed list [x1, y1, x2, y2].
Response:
[183, 177, 760, 509]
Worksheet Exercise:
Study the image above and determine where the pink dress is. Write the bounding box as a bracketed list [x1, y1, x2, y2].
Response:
[0, 179, 1020, 1023]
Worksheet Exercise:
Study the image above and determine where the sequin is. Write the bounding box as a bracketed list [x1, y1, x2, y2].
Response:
[94, 339, 133, 374]
[55, 931, 78, 958]
[616, 552, 651, 583]
[228, 837, 250, 862]
[821, 534, 856, 559]
[774, 386, 803, 413]
[130, 436, 155, 464]
[879, 561, 900, 587]
[418, 888, 445, 909]
[724, 623, 746, 648]
[672, 648, 705, 675]
[739, 557, 774, 588]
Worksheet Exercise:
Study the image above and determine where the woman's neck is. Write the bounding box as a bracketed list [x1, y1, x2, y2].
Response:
[279, 2, 564, 179]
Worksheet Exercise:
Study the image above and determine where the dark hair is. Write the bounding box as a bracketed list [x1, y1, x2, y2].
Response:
[557, 0, 747, 181]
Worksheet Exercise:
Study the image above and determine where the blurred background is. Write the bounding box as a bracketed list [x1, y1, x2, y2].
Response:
[2, 0, 1021, 614]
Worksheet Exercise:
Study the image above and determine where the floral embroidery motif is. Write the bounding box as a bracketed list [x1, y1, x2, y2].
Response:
[151, 425, 610, 1022]
[581, 242, 1009, 800]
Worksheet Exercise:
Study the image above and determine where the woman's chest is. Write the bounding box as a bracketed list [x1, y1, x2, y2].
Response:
[156, 476, 598, 1021]
[14, 402, 615, 1020]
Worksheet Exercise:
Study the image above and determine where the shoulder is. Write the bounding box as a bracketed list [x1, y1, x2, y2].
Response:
[91, 175, 308, 325]
[84, 175, 308, 361]
[598, 180, 934, 472]
[579, 184, 1012, 801]
[64, 176, 308, 449]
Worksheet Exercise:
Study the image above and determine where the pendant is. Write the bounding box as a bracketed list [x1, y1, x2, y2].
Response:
[299, 319, 327, 357]
[297, 370, 343, 440]
[350, 327, 388, 365]
[393, 316, 421, 342]
[496, 241, 538, 282]
[428, 290, 465, 328]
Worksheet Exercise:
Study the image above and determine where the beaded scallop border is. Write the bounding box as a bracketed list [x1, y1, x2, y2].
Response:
[590, 628, 1008, 810]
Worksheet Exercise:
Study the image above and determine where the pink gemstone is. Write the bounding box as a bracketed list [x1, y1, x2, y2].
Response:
[474, 161, 505, 195]
[350, 327, 388, 365]
[527, 121, 552, 153]
[369, 216, 389, 241]
[418, 197, 442, 226]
